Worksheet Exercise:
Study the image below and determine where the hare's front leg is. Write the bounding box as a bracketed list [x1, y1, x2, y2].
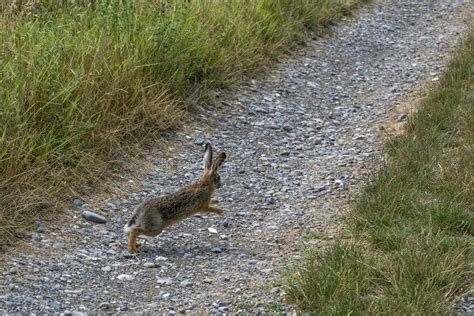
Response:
[127, 230, 140, 253]
[204, 206, 224, 215]
[210, 199, 219, 205]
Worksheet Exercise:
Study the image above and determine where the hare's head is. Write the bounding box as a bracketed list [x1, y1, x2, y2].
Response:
[202, 143, 226, 189]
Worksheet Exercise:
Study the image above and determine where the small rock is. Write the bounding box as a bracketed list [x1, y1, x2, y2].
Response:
[211, 247, 222, 254]
[120, 305, 129, 311]
[157, 277, 173, 285]
[116, 274, 134, 281]
[64, 289, 83, 294]
[208, 227, 218, 234]
[314, 186, 325, 192]
[398, 113, 407, 122]
[82, 211, 107, 224]
[180, 279, 193, 287]
[144, 262, 157, 268]
[37, 199, 53, 211]
[122, 252, 135, 259]
[31, 233, 43, 241]
[9, 267, 18, 275]
[183, 253, 194, 259]
[218, 306, 229, 312]
[53, 242, 65, 250]
[223, 218, 229, 228]
[72, 199, 83, 207]
[195, 138, 205, 145]
[101, 266, 112, 272]
[282, 125, 293, 133]
[49, 264, 61, 272]
[99, 302, 111, 310]
[36, 221, 45, 233]
[255, 107, 269, 114]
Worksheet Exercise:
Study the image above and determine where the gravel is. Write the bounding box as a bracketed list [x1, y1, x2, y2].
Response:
[1, 0, 472, 314]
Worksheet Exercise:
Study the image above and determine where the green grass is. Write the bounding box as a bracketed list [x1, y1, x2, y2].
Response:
[287, 30, 474, 315]
[0, 0, 367, 249]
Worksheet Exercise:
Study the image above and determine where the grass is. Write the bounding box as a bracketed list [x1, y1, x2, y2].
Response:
[0, 0, 367, 249]
[287, 30, 474, 314]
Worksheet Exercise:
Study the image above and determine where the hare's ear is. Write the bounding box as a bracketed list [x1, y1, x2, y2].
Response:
[212, 152, 226, 174]
[203, 143, 213, 172]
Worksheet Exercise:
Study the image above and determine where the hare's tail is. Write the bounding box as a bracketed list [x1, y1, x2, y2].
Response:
[124, 214, 137, 233]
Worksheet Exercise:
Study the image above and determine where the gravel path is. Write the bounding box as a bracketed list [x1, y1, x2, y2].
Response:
[1, 0, 472, 314]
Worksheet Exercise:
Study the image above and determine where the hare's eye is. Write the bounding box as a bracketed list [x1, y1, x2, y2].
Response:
[217, 175, 221, 181]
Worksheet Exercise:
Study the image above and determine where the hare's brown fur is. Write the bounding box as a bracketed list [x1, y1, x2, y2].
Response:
[124, 143, 226, 253]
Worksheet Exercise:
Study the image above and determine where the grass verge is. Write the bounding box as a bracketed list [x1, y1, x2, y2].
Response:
[0, 0, 367, 249]
[287, 30, 474, 314]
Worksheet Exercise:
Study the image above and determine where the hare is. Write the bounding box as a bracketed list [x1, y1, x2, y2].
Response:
[124, 143, 226, 253]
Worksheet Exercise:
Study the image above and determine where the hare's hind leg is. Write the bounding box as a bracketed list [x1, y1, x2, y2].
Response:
[127, 229, 140, 253]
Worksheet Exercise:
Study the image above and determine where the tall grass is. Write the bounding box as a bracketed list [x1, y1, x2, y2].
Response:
[287, 30, 474, 314]
[0, 0, 366, 249]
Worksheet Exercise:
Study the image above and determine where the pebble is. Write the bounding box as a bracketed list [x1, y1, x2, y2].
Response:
[223, 218, 229, 228]
[31, 233, 43, 242]
[53, 242, 65, 250]
[99, 302, 111, 310]
[157, 278, 173, 285]
[282, 125, 293, 133]
[143, 262, 157, 268]
[82, 211, 107, 224]
[64, 311, 85, 316]
[398, 113, 407, 121]
[218, 306, 229, 312]
[36, 221, 45, 233]
[207, 227, 218, 234]
[116, 274, 134, 281]
[180, 279, 193, 287]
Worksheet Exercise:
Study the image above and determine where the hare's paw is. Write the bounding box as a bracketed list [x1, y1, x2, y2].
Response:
[128, 245, 140, 254]
[207, 206, 224, 215]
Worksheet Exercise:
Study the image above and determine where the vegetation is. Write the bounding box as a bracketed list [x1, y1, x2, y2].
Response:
[287, 30, 474, 314]
[0, 0, 366, 249]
